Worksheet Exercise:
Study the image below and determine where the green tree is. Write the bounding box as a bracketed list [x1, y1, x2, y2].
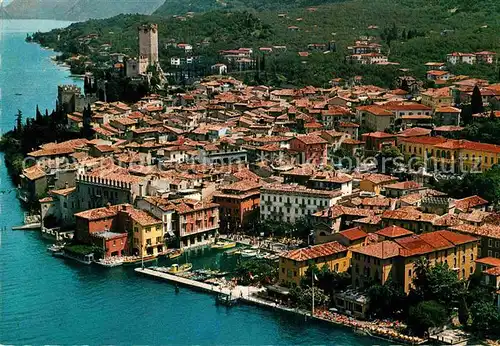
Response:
[408, 300, 448, 336]
[235, 259, 278, 286]
[410, 257, 466, 310]
[471, 85, 484, 115]
[81, 104, 93, 139]
[15, 110, 23, 134]
[35, 105, 43, 124]
[290, 285, 329, 310]
[367, 278, 407, 318]
[469, 301, 500, 337]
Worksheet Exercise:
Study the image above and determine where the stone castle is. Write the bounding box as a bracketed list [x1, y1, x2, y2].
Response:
[126, 24, 160, 78]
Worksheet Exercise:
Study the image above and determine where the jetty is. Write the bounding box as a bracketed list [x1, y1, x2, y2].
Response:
[135, 267, 426, 345]
[135, 267, 262, 298]
[12, 222, 41, 230]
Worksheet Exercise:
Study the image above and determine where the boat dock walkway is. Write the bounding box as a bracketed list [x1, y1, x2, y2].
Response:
[135, 268, 263, 299]
[134, 268, 425, 345]
[12, 222, 41, 230]
[135, 268, 300, 313]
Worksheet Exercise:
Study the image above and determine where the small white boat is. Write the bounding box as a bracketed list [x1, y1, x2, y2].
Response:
[47, 243, 65, 253]
[95, 257, 124, 267]
[241, 249, 258, 258]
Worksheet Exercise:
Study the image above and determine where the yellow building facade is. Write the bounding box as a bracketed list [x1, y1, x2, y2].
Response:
[129, 209, 165, 257]
[400, 137, 500, 172]
[278, 241, 349, 286]
[351, 230, 478, 294]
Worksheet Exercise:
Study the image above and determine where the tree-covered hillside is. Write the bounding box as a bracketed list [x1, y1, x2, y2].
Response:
[30, 0, 500, 87]
[154, 0, 347, 16]
[4, 0, 164, 20]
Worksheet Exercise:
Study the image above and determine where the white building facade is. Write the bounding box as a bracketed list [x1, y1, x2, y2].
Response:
[260, 184, 343, 224]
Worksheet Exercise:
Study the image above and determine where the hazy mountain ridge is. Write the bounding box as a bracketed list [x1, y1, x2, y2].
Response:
[4, 0, 165, 20]
[154, 0, 347, 16]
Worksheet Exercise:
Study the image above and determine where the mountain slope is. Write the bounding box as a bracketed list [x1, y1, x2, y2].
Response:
[4, 0, 74, 19]
[154, 0, 347, 16]
[4, 0, 165, 20]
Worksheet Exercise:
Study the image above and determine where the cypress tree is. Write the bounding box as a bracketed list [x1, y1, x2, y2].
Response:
[16, 110, 23, 134]
[35, 105, 42, 123]
[471, 85, 484, 114]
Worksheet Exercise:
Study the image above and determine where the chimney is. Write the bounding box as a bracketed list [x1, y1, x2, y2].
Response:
[65, 182, 69, 189]
[106, 202, 111, 209]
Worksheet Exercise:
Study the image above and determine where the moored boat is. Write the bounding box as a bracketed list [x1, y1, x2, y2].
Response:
[211, 241, 236, 250]
[47, 243, 65, 253]
[166, 263, 193, 274]
[122, 255, 157, 266]
[95, 257, 124, 267]
[61, 251, 94, 265]
[168, 249, 184, 259]
[224, 248, 239, 256]
[241, 249, 258, 258]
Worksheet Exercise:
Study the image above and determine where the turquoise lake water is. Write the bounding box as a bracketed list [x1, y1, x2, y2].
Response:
[0, 19, 382, 345]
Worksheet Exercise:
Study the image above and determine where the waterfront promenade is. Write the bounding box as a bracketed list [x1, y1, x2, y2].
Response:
[135, 267, 264, 299]
[135, 267, 426, 345]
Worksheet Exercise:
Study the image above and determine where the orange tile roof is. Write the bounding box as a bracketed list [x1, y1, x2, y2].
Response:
[363, 173, 397, 184]
[383, 102, 432, 111]
[382, 209, 438, 223]
[351, 240, 402, 259]
[455, 195, 488, 212]
[376, 225, 414, 238]
[399, 136, 448, 145]
[128, 208, 162, 226]
[484, 267, 500, 276]
[434, 125, 464, 132]
[339, 227, 368, 241]
[433, 230, 477, 245]
[22, 165, 46, 181]
[384, 181, 422, 190]
[357, 105, 393, 116]
[221, 180, 262, 192]
[262, 183, 342, 198]
[75, 204, 129, 221]
[293, 134, 328, 145]
[397, 127, 432, 137]
[362, 131, 395, 139]
[280, 241, 347, 261]
[51, 187, 76, 197]
[475, 257, 500, 267]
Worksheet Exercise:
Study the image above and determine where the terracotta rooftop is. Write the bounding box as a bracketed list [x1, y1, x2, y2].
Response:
[75, 204, 128, 220]
[222, 180, 262, 192]
[22, 165, 46, 181]
[362, 131, 395, 139]
[280, 241, 347, 262]
[455, 195, 488, 212]
[376, 225, 414, 238]
[143, 196, 177, 212]
[384, 181, 422, 190]
[400, 136, 448, 145]
[351, 240, 402, 259]
[51, 187, 76, 197]
[483, 267, 500, 276]
[397, 127, 432, 138]
[262, 183, 342, 198]
[128, 208, 162, 226]
[293, 134, 328, 145]
[339, 227, 368, 241]
[314, 205, 375, 219]
[362, 173, 397, 184]
[475, 257, 500, 267]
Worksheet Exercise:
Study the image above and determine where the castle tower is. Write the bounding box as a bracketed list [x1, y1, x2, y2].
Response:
[138, 24, 159, 74]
